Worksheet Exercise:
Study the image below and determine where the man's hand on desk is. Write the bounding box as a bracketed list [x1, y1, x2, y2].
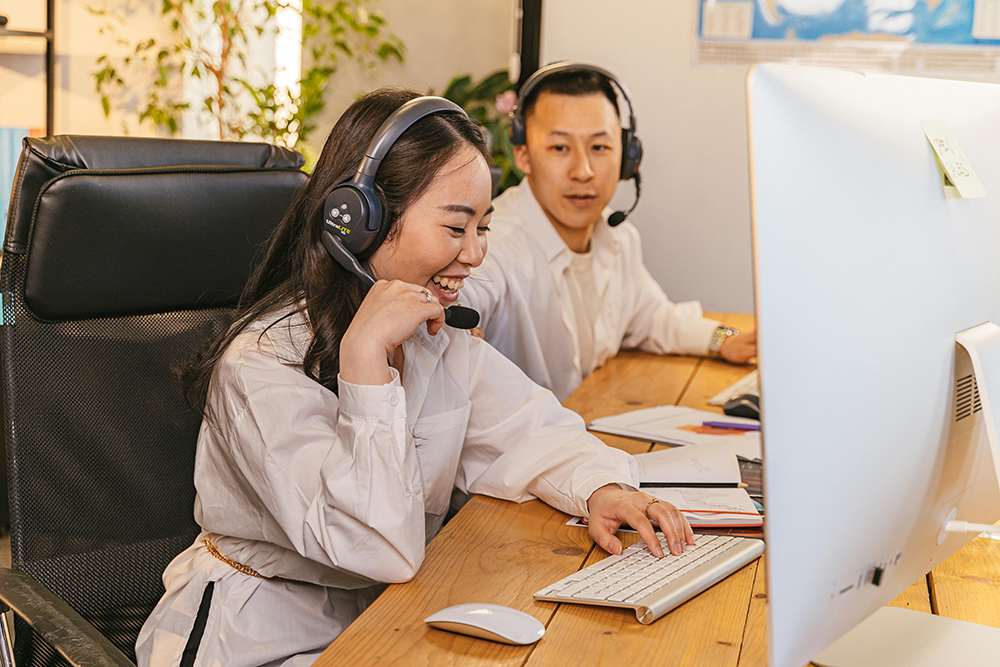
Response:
[586, 485, 695, 558]
[720, 330, 757, 365]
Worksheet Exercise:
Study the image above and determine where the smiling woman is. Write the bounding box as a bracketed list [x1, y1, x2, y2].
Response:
[339, 145, 494, 386]
[368, 147, 492, 304]
[134, 87, 693, 667]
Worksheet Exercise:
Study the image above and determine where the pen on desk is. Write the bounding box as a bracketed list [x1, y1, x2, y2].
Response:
[702, 421, 760, 431]
[641, 482, 749, 489]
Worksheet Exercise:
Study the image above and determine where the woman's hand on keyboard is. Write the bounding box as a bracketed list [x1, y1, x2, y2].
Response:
[586, 485, 695, 558]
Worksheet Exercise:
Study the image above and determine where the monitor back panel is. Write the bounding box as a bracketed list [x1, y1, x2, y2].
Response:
[748, 63, 1000, 667]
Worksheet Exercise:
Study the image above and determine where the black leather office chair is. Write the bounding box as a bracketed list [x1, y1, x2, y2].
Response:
[0, 136, 307, 666]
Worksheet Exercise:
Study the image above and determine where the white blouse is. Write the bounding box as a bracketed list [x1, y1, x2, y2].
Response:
[137, 306, 638, 667]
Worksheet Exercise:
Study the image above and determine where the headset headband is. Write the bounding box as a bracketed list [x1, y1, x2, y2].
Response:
[324, 95, 471, 256]
[509, 62, 643, 222]
[355, 96, 467, 184]
[511, 62, 637, 135]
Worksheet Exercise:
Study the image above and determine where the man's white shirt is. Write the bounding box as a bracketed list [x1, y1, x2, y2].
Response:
[462, 182, 721, 401]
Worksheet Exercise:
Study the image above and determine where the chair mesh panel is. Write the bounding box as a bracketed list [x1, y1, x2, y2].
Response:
[2, 248, 236, 664]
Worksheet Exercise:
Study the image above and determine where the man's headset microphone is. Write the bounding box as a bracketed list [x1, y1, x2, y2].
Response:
[320, 64, 643, 330]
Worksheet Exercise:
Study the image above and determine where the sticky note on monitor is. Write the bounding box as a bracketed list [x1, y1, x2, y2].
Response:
[921, 120, 987, 199]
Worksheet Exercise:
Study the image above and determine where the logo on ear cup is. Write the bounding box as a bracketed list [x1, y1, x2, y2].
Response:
[323, 183, 382, 257]
[326, 204, 352, 235]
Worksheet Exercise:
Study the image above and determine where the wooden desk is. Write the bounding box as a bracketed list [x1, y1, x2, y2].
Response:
[316, 313, 1000, 666]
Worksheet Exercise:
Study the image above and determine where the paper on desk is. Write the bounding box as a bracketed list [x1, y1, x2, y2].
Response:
[647, 487, 762, 527]
[634, 446, 741, 486]
[566, 486, 761, 529]
[588, 405, 761, 462]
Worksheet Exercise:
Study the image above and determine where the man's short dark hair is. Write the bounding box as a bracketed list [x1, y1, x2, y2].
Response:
[520, 69, 620, 123]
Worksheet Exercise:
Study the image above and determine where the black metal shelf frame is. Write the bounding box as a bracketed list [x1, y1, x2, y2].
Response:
[0, 0, 55, 135]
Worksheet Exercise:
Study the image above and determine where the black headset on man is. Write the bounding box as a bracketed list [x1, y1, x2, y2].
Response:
[320, 63, 642, 329]
[508, 62, 643, 227]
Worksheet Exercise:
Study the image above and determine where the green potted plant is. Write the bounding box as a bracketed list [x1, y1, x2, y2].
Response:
[437, 69, 522, 195]
[89, 0, 403, 154]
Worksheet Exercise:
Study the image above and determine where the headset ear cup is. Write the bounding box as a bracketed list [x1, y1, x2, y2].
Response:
[509, 111, 526, 146]
[323, 183, 383, 257]
[361, 187, 390, 258]
[355, 193, 384, 258]
[620, 129, 643, 181]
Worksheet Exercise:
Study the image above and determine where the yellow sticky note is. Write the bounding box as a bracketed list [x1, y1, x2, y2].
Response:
[921, 120, 987, 199]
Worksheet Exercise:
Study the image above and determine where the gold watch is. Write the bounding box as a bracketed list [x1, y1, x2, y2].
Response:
[707, 325, 739, 359]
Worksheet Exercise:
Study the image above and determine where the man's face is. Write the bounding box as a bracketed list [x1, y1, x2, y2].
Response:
[514, 91, 622, 252]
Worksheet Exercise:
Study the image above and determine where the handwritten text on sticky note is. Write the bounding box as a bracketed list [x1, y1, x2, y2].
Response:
[921, 120, 987, 199]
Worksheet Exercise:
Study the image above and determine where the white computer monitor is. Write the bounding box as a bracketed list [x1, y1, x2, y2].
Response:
[748, 63, 1000, 667]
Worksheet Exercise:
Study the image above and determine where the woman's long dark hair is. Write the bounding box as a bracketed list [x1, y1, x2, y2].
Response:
[183, 88, 491, 416]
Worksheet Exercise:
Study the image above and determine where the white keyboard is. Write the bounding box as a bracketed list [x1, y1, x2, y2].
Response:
[707, 369, 760, 406]
[534, 534, 764, 624]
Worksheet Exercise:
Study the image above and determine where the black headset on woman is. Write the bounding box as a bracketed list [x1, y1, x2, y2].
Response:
[320, 96, 480, 329]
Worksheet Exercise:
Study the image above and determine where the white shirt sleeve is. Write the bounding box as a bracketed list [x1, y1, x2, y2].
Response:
[457, 340, 639, 518]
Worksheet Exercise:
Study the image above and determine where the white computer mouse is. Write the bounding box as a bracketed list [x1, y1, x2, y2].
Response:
[424, 602, 545, 645]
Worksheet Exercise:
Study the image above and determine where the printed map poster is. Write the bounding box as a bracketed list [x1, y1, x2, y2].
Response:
[700, 0, 1000, 43]
[697, 0, 1000, 75]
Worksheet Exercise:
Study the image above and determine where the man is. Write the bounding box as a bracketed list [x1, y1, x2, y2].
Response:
[462, 63, 755, 401]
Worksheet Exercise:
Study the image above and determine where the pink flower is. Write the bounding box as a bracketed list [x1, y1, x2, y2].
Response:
[495, 90, 517, 115]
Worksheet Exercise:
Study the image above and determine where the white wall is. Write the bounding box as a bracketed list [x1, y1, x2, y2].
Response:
[541, 0, 754, 313]
[304, 0, 516, 157]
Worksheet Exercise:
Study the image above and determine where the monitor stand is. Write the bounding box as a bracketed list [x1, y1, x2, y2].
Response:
[813, 606, 1000, 667]
[813, 322, 1000, 667]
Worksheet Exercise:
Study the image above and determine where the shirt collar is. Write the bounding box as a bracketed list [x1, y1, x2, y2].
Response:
[511, 181, 621, 267]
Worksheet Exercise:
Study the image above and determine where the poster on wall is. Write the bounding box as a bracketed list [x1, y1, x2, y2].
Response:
[695, 0, 1000, 78]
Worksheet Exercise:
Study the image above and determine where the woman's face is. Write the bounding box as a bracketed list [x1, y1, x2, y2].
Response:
[368, 145, 493, 306]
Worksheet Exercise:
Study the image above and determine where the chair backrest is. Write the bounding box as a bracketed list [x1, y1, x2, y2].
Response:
[0, 135, 307, 663]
